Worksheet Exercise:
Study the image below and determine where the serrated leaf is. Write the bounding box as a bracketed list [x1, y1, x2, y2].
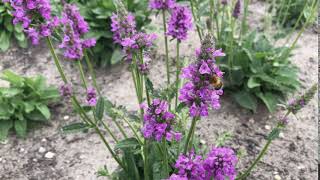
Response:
[247, 77, 261, 88]
[36, 104, 50, 120]
[14, 119, 27, 137]
[233, 91, 257, 112]
[61, 122, 91, 133]
[0, 120, 13, 141]
[95, 97, 105, 121]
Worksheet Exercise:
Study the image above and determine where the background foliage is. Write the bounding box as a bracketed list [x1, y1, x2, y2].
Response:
[0, 2, 28, 51]
[0, 71, 59, 140]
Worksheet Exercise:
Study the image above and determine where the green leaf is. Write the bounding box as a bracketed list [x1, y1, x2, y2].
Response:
[0, 103, 14, 120]
[267, 128, 281, 140]
[233, 91, 257, 112]
[95, 97, 105, 121]
[14, 119, 27, 137]
[110, 48, 124, 65]
[0, 120, 13, 141]
[256, 92, 278, 112]
[36, 104, 50, 120]
[247, 77, 261, 88]
[115, 138, 140, 151]
[61, 122, 91, 133]
[0, 87, 21, 97]
[145, 77, 154, 94]
[0, 30, 10, 51]
[1, 70, 24, 87]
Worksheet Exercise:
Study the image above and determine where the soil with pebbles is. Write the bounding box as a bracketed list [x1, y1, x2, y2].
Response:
[0, 1, 318, 180]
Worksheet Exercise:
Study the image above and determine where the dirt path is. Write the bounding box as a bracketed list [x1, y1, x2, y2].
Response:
[0, 1, 318, 180]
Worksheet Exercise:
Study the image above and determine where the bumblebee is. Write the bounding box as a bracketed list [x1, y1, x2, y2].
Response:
[210, 75, 223, 90]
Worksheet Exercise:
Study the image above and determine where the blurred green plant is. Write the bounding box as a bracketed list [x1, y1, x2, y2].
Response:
[0, 70, 60, 140]
[74, 0, 152, 67]
[187, 0, 317, 112]
[0, 2, 28, 51]
[269, 0, 317, 29]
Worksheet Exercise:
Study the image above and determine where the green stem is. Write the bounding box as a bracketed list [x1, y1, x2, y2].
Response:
[76, 60, 88, 90]
[237, 111, 290, 179]
[240, 0, 250, 41]
[162, 10, 171, 86]
[228, 18, 235, 83]
[280, 0, 292, 27]
[183, 117, 198, 154]
[122, 117, 143, 145]
[190, 0, 203, 41]
[111, 117, 128, 139]
[94, 126, 126, 170]
[143, 139, 149, 180]
[284, 0, 317, 58]
[145, 76, 151, 106]
[46, 37, 68, 83]
[100, 120, 119, 143]
[84, 50, 100, 95]
[162, 138, 169, 177]
[175, 40, 180, 109]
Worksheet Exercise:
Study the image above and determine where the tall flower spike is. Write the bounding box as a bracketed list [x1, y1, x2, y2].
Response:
[170, 150, 206, 180]
[59, 3, 96, 59]
[86, 87, 97, 106]
[5, 0, 59, 45]
[167, 5, 193, 41]
[232, 0, 241, 18]
[141, 99, 182, 142]
[149, 0, 176, 11]
[287, 84, 317, 114]
[203, 147, 238, 180]
[179, 34, 225, 117]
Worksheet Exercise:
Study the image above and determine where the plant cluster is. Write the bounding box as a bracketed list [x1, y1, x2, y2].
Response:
[269, 0, 317, 29]
[0, 1, 27, 51]
[3, 0, 317, 179]
[0, 70, 59, 140]
[187, 0, 317, 112]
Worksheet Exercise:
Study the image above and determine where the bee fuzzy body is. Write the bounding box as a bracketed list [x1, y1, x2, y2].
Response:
[210, 75, 223, 90]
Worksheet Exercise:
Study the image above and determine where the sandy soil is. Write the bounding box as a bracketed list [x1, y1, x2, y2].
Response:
[0, 1, 318, 180]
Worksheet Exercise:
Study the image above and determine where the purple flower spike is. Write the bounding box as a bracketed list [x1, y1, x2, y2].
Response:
[141, 99, 181, 142]
[167, 5, 193, 41]
[203, 147, 238, 180]
[232, 0, 241, 18]
[149, 0, 176, 10]
[59, 84, 73, 98]
[172, 150, 206, 180]
[179, 35, 224, 117]
[86, 87, 97, 106]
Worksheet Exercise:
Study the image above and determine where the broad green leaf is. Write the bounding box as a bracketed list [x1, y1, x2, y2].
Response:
[256, 92, 278, 112]
[36, 104, 51, 119]
[267, 128, 281, 140]
[0, 30, 10, 51]
[23, 102, 35, 113]
[14, 119, 27, 137]
[110, 48, 124, 65]
[233, 91, 257, 112]
[26, 109, 47, 121]
[0, 87, 21, 97]
[95, 97, 105, 121]
[1, 70, 24, 87]
[247, 77, 261, 88]
[0, 103, 13, 120]
[0, 120, 13, 141]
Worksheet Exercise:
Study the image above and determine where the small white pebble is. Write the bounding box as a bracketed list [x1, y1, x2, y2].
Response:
[63, 115, 70, 120]
[33, 158, 38, 162]
[88, 76, 92, 80]
[39, 147, 46, 153]
[248, 118, 255, 123]
[265, 125, 271, 130]
[297, 165, 305, 170]
[79, 155, 86, 160]
[274, 174, 281, 180]
[279, 132, 284, 138]
[19, 148, 25, 153]
[41, 138, 47, 142]
[45, 152, 55, 159]
[268, 115, 272, 119]
[0, 157, 2, 162]
[200, 139, 206, 145]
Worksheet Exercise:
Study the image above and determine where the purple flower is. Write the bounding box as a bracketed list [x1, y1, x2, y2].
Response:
[221, 0, 228, 5]
[232, 0, 241, 18]
[203, 147, 238, 180]
[111, 12, 136, 45]
[59, 3, 96, 59]
[141, 99, 181, 142]
[149, 0, 176, 10]
[6, 0, 59, 45]
[167, 5, 193, 41]
[59, 84, 73, 98]
[167, 174, 188, 180]
[287, 84, 317, 114]
[86, 87, 97, 106]
[179, 35, 224, 117]
[173, 150, 206, 180]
